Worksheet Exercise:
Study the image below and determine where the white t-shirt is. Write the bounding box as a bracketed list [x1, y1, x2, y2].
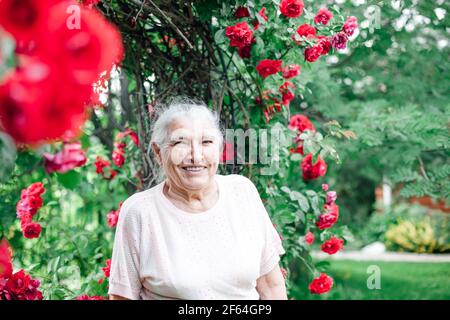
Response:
[108, 174, 285, 300]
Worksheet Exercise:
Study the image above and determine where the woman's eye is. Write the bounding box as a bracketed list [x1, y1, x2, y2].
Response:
[203, 140, 213, 144]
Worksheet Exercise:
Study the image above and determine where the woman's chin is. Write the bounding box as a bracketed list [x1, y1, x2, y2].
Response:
[179, 171, 212, 189]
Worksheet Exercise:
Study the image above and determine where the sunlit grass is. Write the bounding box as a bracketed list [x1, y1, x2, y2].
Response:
[291, 260, 450, 300]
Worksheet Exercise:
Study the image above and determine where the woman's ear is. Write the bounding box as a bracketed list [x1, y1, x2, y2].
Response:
[151, 142, 162, 165]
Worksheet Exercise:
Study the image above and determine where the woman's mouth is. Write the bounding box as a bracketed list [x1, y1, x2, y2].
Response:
[181, 166, 207, 172]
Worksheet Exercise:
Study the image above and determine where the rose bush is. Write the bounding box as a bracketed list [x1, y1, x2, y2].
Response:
[0, 0, 360, 299]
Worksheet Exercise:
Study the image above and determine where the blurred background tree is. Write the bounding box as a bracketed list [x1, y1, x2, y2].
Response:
[298, 0, 450, 231]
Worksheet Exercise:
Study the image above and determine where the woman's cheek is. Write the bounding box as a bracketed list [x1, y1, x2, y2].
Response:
[205, 144, 220, 165]
[169, 145, 190, 165]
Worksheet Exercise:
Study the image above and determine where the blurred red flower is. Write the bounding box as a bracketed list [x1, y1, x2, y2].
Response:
[256, 59, 282, 78]
[321, 236, 344, 254]
[309, 273, 333, 294]
[44, 142, 87, 174]
[280, 0, 304, 18]
[301, 153, 327, 180]
[225, 21, 253, 48]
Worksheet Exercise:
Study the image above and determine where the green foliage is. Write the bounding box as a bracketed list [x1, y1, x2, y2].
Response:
[303, 0, 450, 230]
[357, 202, 450, 253]
[385, 218, 450, 253]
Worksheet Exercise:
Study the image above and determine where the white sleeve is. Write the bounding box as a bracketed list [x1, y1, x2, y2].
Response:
[108, 199, 143, 300]
[244, 177, 286, 277]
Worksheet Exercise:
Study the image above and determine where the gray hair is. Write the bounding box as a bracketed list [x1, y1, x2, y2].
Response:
[150, 97, 224, 153]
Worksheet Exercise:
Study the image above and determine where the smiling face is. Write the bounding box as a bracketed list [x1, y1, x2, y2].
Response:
[155, 116, 222, 191]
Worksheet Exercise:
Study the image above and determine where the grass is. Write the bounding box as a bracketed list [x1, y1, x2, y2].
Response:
[291, 260, 450, 300]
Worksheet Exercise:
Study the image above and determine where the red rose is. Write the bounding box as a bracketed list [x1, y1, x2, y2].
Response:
[45, 2, 124, 86]
[234, 6, 250, 19]
[304, 46, 323, 62]
[19, 213, 33, 227]
[321, 236, 344, 254]
[322, 184, 329, 191]
[281, 64, 301, 79]
[288, 114, 315, 132]
[24, 278, 42, 300]
[280, 0, 304, 18]
[21, 223, 42, 239]
[301, 153, 327, 180]
[106, 210, 119, 228]
[309, 273, 333, 294]
[281, 90, 295, 106]
[343, 16, 358, 36]
[0, 0, 55, 42]
[314, 8, 333, 26]
[116, 128, 139, 146]
[16, 195, 43, 217]
[43, 142, 87, 174]
[253, 7, 268, 30]
[82, 0, 101, 6]
[128, 131, 139, 146]
[258, 7, 268, 21]
[112, 149, 125, 167]
[94, 156, 110, 174]
[293, 24, 316, 44]
[279, 82, 295, 106]
[102, 259, 111, 278]
[316, 203, 339, 230]
[225, 21, 253, 48]
[324, 202, 339, 216]
[305, 232, 315, 245]
[290, 144, 304, 155]
[331, 32, 348, 50]
[0, 240, 13, 279]
[6, 269, 30, 296]
[23, 182, 45, 198]
[256, 59, 282, 78]
[107, 202, 122, 228]
[237, 45, 251, 59]
[326, 191, 337, 204]
[0, 63, 90, 145]
[94, 156, 117, 179]
[317, 36, 332, 55]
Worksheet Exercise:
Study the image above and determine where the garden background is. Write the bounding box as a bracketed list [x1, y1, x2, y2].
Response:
[0, 0, 449, 300]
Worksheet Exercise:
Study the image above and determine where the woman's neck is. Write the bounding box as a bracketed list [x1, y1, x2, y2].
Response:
[164, 178, 219, 213]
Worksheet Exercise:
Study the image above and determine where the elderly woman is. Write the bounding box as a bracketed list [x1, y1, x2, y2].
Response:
[108, 99, 286, 300]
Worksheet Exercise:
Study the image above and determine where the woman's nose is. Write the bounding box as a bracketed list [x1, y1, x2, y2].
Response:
[190, 142, 203, 163]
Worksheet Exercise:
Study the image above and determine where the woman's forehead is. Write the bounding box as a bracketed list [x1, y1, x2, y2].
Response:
[168, 118, 218, 138]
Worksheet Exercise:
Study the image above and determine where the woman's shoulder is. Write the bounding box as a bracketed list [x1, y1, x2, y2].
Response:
[118, 183, 162, 220]
[217, 174, 257, 194]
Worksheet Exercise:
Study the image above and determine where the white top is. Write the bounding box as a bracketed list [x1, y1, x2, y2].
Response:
[108, 174, 285, 300]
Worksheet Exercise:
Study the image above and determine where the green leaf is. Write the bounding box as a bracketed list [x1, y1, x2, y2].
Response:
[214, 29, 225, 45]
[127, 78, 136, 92]
[305, 190, 321, 215]
[315, 260, 331, 272]
[57, 170, 82, 190]
[79, 133, 91, 149]
[280, 186, 291, 194]
[290, 191, 310, 212]
[48, 256, 61, 274]
[255, 36, 265, 52]
[297, 210, 306, 224]
[0, 132, 17, 183]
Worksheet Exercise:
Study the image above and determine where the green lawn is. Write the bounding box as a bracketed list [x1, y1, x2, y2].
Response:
[291, 260, 450, 300]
